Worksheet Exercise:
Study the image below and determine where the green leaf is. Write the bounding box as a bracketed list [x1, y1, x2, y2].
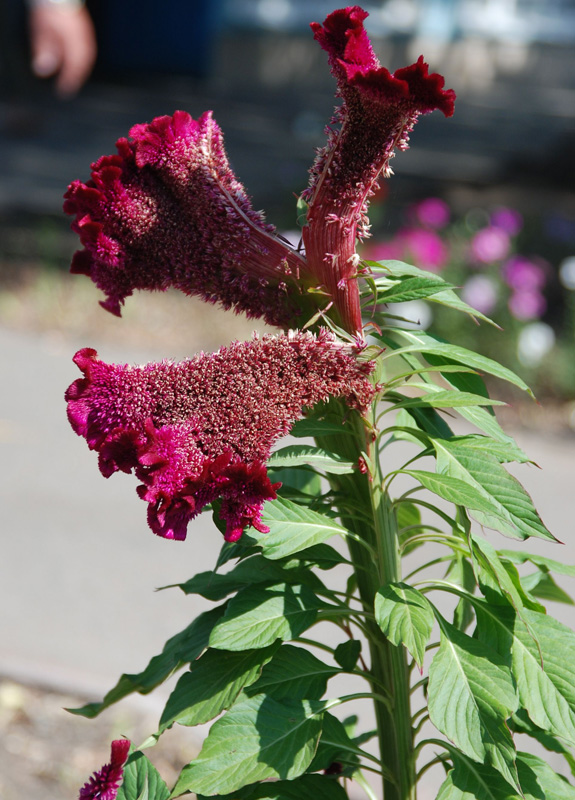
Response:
[117, 750, 170, 800]
[521, 571, 574, 605]
[258, 497, 349, 560]
[290, 543, 349, 570]
[383, 329, 532, 395]
[171, 693, 325, 796]
[268, 445, 355, 474]
[436, 756, 521, 800]
[401, 470, 510, 520]
[393, 390, 506, 410]
[159, 643, 279, 730]
[445, 556, 476, 632]
[267, 466, 322, 498]
[68, 605, 227, 718]
[428, 619, 520, 789]
[471, 535, 545, 613]
[500, 550, 575, 578]
[374, 275, 457, 304]
[171, 555, 323, 601]
[334, 640, 362, 671]
[510, 709, 575, 776]
[290, 418, 352, 438]
[517, 751, 575, 799]
[375, 582, 434, 669]
[444, 435, 531, 465]
[434, 439, 555, 541]
[209, 583, 322, 651]
[369, 260, 497, 325]
[420, 353, 524, 447]
[396, 499, 421, 531]
[308, 712, 364, 774]
[197, 773, 349, 800]
[474, 602, 575, 746]
[247, 644, 338, 701]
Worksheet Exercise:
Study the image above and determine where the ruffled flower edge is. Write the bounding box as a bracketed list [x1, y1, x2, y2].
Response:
[65, 332, 375, 543]
[63, 110, 309, 327]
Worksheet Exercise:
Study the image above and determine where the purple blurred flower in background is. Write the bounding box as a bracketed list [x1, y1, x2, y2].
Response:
[508, 290, 547, 321]
[461, 275, 498, 315]
[470, 226, 511, 264]
[502, 256, 547, 292]
[491, 207, 523, 236]
[412, 197, 450, 229]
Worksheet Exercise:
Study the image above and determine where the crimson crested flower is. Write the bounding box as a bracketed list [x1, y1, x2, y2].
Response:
[63, 110, 311, 327]
[66, 330, 375, 542]
[63, 7, 454, 338]
[302, 5, 455, 334]
[78, 739, 130, 800]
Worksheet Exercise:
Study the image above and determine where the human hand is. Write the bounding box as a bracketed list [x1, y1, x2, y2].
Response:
[29, 3, 97, 97]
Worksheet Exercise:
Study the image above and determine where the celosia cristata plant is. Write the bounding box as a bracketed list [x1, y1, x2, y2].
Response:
[64, 7, 575, 800]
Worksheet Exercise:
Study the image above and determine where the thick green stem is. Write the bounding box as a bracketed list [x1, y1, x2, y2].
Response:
[316, 406, 416, 800]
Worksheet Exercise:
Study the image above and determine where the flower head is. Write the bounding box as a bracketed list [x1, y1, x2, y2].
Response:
[470, 226, 510, 264]
[302, 6, 455, 333]
[502, 256, 546, 292]
[79, 739, 130, 800]
[64, 111, 309, 327]
[66, 330, 375, 542]
[412, 197, 450, 229]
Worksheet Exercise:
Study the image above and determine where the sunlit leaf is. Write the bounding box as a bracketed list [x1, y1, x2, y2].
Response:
[171, 693, 325, 796]
[428, 619, 519, 789]
[159, 644, 279, 730]
[209, 583, 322, 651]
[375, 582, 434, 668]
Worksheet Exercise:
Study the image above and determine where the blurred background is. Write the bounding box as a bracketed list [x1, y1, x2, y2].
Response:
[1, 1, 574, 798]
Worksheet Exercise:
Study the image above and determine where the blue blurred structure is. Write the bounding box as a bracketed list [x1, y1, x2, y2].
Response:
[223, 0, 575, 43]
[95, 0, 224, 76]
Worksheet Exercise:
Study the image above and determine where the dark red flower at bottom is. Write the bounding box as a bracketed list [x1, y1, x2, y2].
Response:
[78, 739, 130, 800]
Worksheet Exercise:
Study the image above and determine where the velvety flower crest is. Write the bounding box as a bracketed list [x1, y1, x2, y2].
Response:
[302, 6, 455, 333]
[66, 330, 375, 542]
[63, 110, 309, 326]
[78, 739, 130, 800]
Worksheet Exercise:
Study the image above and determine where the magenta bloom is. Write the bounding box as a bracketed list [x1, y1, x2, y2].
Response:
[79, 739, 130, 800]
[470, 226, 510, 264]
[400, 228, 448, 272]
[301, 6, 455, 334]
[63, 111, 310, 327]
[508, 290, 547, 321]
[66, 330, 375, 542]
[412, 197, 450, 229]
[502, 256, 547, 292]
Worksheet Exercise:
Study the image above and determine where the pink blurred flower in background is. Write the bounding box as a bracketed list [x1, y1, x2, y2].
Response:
[412, 197, 450, 229]
[470, 226, 511, 264]
[508, 290, 547, 321]
[399, 228, 448, 272]
[363, 227, 448, 272]
[502, 256, 547, 292]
